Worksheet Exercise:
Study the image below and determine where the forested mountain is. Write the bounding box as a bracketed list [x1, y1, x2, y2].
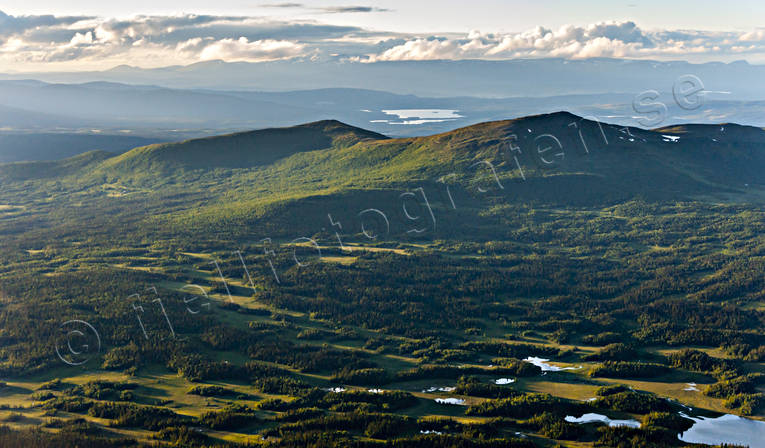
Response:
[0, 113, 764, 447]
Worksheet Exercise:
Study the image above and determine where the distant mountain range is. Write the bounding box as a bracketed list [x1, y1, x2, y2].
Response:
[3, 58, 763, 99]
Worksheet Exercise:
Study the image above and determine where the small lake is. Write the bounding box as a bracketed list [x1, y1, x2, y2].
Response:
[382, 109, 463, 119]
[565, 413, 641, 428]
[370, 109, 463, 125]
[679, 413, 765, 447]
[524, 356, 582, 372]
[422, 386, 455, 393]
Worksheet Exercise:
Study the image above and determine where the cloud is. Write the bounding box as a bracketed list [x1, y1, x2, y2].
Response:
[0, 11, 764, 71]
[740, 29, 765, 42]
[261, 3, 304, 8]
[0, 10, 383, 70]
[261, 3, 390, 13]
[362, 21, 763, 62]
[195, 37, 306, 61]
[319, 6, 390, 13]
[0, 10, 94, 40]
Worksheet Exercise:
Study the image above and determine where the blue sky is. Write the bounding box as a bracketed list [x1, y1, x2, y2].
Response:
[1, 1, 764, 71]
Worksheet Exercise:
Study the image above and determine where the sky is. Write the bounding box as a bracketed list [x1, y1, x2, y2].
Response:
[2, 1, 764, 33]
[1, 1, 764, 71]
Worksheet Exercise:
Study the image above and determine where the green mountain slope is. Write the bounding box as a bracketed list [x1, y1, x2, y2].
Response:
[2, 112, 765, 240]
[92, 111, 765, 193]
[6, 112, 765, 192]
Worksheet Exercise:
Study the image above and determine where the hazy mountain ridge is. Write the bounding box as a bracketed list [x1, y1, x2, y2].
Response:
[2, 76, 765, 151]
[5, 58, 764, 98]
[0, 133, 164, 163]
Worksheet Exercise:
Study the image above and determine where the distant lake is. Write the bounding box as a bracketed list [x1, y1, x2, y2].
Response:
[370, 109, 463, 125]
[679, 413, 765, 447]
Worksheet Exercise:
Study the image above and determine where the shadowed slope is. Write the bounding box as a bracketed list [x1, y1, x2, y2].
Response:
[97, 120, 388, 175]
[3, 112, 765, 204]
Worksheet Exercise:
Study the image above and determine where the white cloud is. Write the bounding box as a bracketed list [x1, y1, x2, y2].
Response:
[740, 29, 765, 42]
[363, 21, 765, 62]
[198, 37, 305, 61]
[69, 32, 94, 46]
[0, 11, 334, 70]
[0, 11, 764, 71]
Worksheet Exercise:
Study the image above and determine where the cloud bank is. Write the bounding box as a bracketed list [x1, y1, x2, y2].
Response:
[363, 22, 759, 61]
[0, 12, 370, 70]
[0, 10, 764, 71]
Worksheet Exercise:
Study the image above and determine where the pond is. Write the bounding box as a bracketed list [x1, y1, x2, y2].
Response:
[523, 356, 582, 372]
[679, 413, 765, 447]
[565, 413, 641, 428]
